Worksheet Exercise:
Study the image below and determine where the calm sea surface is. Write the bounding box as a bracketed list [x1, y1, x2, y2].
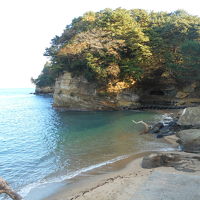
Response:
[0, 88, 174, 199]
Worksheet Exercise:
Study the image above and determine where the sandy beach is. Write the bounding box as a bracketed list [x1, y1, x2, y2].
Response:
[46, 151, 200, 200]
[46, 148, 195, 200]
[45, 156, 152, 200]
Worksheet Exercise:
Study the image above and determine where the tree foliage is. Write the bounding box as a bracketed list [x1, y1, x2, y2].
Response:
[33, 8, 200, 87]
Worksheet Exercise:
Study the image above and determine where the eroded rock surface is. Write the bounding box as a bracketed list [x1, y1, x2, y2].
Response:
[132, 171, 200, 200]
[35, 86, 54, 94]
[142, 152, 200, 172]
[53, 72, 140, 110]
[176, 129, 200, 153]
[177, 106, 200, 126]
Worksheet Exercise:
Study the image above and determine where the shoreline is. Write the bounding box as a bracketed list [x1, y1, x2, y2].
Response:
[43, 109, 181, 200]
[22, 108, 180, 200]
[45, 150, 200, 200]
[44, 155, 153, 200]
[44, 150, 178, 200]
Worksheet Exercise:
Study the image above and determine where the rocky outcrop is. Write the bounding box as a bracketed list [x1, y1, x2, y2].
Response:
[177, 106, 200, 127]
[148, 114, 179, 138]
[34, 68, 200, 110]
[176, 129, 200, 153]
[138, 78, 200, 108]
[53, 72, 140, 110]
[34, 69, 200, 110]
[35, 86, 54, 94]
[142, 152, 200, 172]
[147, 107, 200, 152]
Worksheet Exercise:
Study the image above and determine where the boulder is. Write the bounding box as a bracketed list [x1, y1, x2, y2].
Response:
[177, 107, 200, 126]
[176, 129, 200, 153]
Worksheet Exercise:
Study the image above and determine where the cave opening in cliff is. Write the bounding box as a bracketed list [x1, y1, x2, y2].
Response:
[149, 90, 165, 96]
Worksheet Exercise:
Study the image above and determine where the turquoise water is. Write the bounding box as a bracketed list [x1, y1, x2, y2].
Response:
[0, 88, 173, 199]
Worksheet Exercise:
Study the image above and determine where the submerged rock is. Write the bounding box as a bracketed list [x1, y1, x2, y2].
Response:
[176, 129, 200, 153]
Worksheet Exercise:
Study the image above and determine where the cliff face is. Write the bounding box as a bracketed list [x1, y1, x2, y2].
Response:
[35, 86, 54, 94]
[53, 72, 139, 110]
[137, 77, 200, 108]
[36, 72, 200, 110]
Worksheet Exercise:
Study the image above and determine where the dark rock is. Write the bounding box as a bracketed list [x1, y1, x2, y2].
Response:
[156, 131, 174, 138]
[149, 115, 178, 138]
[149, 122, 164, 134]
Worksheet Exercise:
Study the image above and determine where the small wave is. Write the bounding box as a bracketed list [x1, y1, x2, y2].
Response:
[158, 147, 178, 152]
[19, 154, 129, 198]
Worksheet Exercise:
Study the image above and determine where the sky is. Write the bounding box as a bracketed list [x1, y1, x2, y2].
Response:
[0, 0, 199, 88]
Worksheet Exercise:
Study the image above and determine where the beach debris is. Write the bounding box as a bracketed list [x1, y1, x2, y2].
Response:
[132, 120, 150, 133]
[0, 177, 22, 200]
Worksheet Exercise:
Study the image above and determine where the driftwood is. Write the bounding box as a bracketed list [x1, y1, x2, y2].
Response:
[132, 120, 150, 134]
[0, 177, 22, 200]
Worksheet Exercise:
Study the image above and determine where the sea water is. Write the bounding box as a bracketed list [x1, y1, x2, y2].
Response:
[0, 88, 174, 199]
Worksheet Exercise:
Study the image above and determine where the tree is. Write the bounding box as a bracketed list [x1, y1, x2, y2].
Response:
[34, 8, 200, 88]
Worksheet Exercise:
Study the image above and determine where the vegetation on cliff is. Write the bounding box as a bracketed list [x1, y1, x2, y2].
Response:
[33, 8, 200, 88]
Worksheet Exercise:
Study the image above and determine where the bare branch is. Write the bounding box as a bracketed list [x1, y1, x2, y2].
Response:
[132, 120, 150, 134]
[0, 177, 22, 200]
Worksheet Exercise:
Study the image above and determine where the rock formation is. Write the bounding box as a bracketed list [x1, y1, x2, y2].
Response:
[34, 68, 200, 111]
[176, 129, 200, 153]
[53, 72, 140, 110]
[142, 152, 200, 172]
[35, 86, 54, 94]
[177, 106, 200, 127]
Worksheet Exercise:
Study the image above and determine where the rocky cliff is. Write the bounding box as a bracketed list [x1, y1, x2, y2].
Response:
[136, 74, 200, 108]
[53, 72, 140, 110]
[35, 71, 200, 110]
[35, 86, 54, 94]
